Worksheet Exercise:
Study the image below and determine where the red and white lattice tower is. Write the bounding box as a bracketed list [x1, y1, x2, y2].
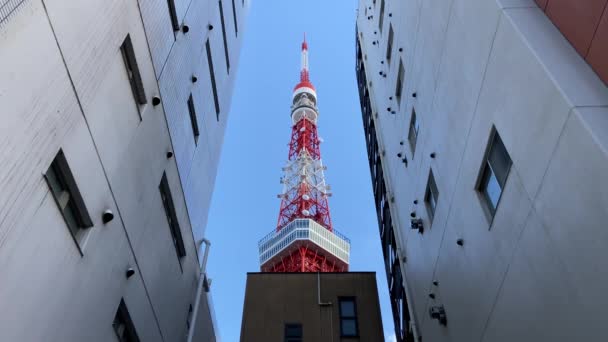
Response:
[258, 36, 350, 273]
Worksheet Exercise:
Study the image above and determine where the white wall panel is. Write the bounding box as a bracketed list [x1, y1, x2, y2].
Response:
[356, 0, 608, 340]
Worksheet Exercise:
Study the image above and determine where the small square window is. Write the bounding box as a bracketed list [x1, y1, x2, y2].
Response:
[408, 108, 419, 156]
[113, 299, 140, 342]
[206, 39, 221, 119]
[339, 297, 359, 337]
[284, 323, 302, 342]
[386, 24, 394, 63]
[477, 129, 512, 219]
[159, 173, 186, 265]
[187, 94, 200, 144]
[45, 150, 93, 253]
[396, 59, 405, 105]
[378, 0, 385, 32]
[120, 34, 147, 106]
[219, 0, 230, 73]
[231, 0, 238, 36]
[425, 169, 439, 223]
[167, 0, 180, 31]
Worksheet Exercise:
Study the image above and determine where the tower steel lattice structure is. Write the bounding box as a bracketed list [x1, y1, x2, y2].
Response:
[258, 36, 350, 273]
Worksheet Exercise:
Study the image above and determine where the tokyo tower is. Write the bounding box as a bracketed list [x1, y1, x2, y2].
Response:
[257, 36, 350, 273]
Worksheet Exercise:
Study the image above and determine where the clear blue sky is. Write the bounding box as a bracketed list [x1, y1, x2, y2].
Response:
[205, 1, 396, 341]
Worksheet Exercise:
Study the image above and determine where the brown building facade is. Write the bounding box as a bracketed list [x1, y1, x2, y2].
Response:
[240, 272, 384, 342]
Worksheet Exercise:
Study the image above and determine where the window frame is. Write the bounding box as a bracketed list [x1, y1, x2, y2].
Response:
[338, 297, 359, 338]
[284, 323, 303, 342]
[386, 24, 394, 64]
[113, 299, 140, 342]
[206, 39, 221, 119]
[218, 0, 230, 73]
[425, 169, 439, 224]
[378, 0, 385, 32]
[187, 93, 200, 144]
[476, 128, 512, 222]
[408, 108, 419, 156]
[231, 0, 238, 36]
[159, 173, 187, 267]
[395, 58, 404, 105]
[167, 0, 180, 32]
[45, 149, 93, 254]
[120, 34, 147, 107]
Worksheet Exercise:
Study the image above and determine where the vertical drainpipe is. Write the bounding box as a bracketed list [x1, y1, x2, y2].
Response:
[317, 272, 334, 342]
[187, 238, 211, 342]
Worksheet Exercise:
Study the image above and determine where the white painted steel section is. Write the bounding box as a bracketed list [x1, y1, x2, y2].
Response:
[258, 219, 351, 265]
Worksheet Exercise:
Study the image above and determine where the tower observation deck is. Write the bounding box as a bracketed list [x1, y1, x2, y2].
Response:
[258, 36, 350, 272]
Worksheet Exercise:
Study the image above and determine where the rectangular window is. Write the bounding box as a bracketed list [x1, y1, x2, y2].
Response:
[395, 58, 404, 105]
[159, 173, 186, 262]
[206, 39, 221, 119]
[477, 129, 512, 218]
[186, 304, 193, 330]
[386, 24, 394, 63]
[187, 94, 200, 144]
[284, 323, 302, 342]
[339, 297, 359, 337]
[167, 0, 180, 31]
[231, 0, 238, 36]
[379, 0, 385, 32]
[408, 108, 419, 156]
[218, 1, 230, 73]
[425, 169, 439, 223]
[45, 150, 93, 251]
[121, 35, 147, 105]
[113, 299, 140, 342]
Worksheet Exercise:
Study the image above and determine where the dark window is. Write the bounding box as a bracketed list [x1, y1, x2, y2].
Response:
[45, 150, 93, 252]
[159, 173, 186, 264]
[167, 0, 180, 31]
[379, 0, 385, 32]
[120, 35, 147, 105]
[218, 1, 230, 73]
[425, 169, 439, 223]
[396, 59, 404, 104]
[206, 39, 221, 119]
[284, 323, 302, 342]
[408, 108, 419, 155]
[187, 94, 200, 144]
[113, 299, 140, 342]
[339, 297, 359, 337]
[386, 24, 394, 63]
[478, 129, 512, 218]
[231, 0, 238, 36]
[186, 304, 193, 330]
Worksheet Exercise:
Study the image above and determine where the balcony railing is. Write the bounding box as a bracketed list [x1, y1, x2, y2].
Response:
[258, 218, 350, 265]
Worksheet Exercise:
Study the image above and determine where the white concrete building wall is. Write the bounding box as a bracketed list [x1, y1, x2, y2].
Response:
[0, 0, 248, 340]
[357, 0, 608, 341]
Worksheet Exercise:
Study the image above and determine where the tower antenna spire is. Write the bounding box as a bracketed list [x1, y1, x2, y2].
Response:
[257, 35, 350, 273]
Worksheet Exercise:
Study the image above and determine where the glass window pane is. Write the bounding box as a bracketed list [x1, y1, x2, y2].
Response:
[488, 134, 511, 186]
[285, 324, 302, 337]
[63, 202, 81, 236]
[483, 166, 502, 211]
[46, 165, 65, 195]
[340, 300, 355, 317]
[341, 319, 357, 336]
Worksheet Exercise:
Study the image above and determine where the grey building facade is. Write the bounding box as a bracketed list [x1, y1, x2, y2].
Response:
[240, 272, 384, 342]
[356, 0, 608, 341]
[0, 0, 248, 341]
